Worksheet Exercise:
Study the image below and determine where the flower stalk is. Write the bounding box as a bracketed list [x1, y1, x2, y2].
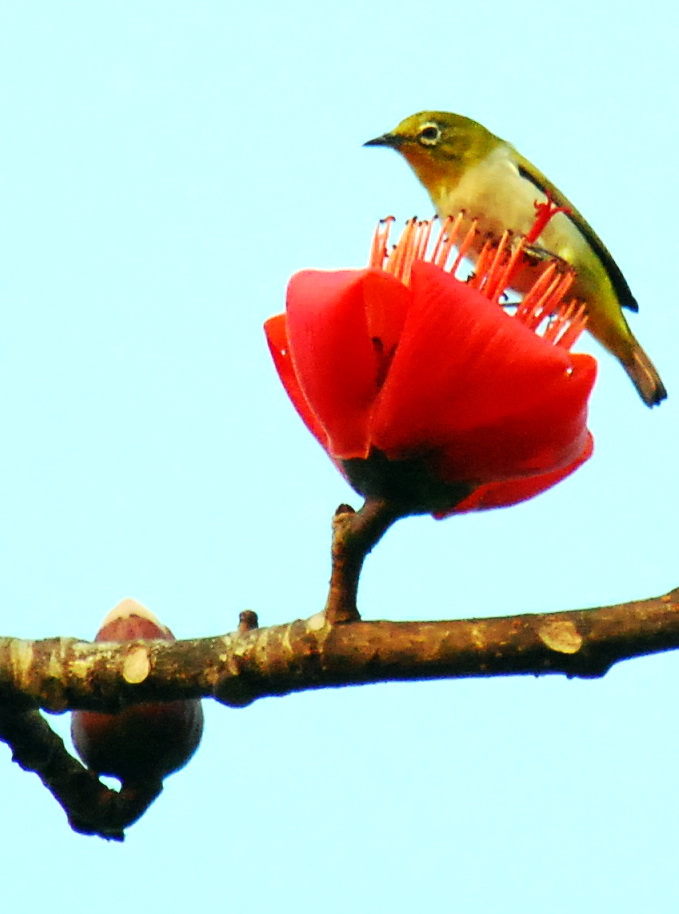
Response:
[325, 499, 402, 624]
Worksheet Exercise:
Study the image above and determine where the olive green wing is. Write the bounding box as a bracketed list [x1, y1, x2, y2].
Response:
[515, 153, 638, 312]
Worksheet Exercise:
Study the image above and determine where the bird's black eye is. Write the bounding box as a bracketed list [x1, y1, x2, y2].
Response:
[417, 123, 441, 146]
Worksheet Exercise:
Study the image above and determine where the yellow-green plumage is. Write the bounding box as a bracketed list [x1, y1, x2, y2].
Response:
[365, 111, 666, 407]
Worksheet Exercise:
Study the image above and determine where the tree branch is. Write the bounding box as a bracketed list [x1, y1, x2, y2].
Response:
[0, 707, 160, 840]
[2, 587, 679, 838]
[2, 587, 679, 714]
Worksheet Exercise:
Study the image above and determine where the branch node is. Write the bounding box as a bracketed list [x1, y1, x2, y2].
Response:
[238, 610, 259, 633]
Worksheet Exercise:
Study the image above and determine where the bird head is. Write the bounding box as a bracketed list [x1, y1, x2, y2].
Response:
[364, 111, 498, 193]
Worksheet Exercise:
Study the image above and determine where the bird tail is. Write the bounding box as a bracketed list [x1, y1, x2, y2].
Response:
[623, 343, 667, 407]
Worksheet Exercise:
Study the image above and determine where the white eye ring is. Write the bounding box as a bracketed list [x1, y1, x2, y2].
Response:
[418, 123, 441, 146]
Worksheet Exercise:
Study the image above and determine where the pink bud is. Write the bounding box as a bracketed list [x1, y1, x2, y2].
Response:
[71, 599, 203, 787]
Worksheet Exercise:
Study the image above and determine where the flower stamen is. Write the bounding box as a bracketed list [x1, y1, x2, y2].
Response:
[413, 217, 435, 263]
[449, 218, 480, 277]
[371, 208, 586, 351]
[526, 196, 572, 245]
[472, 230, 513, 300]
[369, 216, 396, 269]
[431, 214, 464, 268]
[545, 300, 588, 349]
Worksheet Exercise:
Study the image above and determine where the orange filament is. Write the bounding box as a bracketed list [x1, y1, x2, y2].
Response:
[526, 197, 572, 245]
[370, 210, 586, 351]
[449, 218, 480, 276]
[431, 214, 463, 268]
[369, 216, 396, 269]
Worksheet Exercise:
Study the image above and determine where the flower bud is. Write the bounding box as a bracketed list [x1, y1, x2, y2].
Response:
[71, 599, 203, 787]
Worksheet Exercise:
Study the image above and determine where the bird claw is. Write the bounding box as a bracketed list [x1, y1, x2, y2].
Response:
[520, 242, 569, 272]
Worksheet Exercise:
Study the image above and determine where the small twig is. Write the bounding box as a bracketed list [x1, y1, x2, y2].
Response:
[324, 499, 402, 624]
[0, 707, 160, 840]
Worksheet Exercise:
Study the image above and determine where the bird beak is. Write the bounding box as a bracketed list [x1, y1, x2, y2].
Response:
[363, 132, 404, 149]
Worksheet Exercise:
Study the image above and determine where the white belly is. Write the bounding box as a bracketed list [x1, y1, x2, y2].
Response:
[432, 144, 585, 264]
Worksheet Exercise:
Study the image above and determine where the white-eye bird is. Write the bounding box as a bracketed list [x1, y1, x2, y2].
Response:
[365, 111, 666, 407]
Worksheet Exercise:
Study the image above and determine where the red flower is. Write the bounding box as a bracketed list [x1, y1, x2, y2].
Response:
[71, 600, 204, 787]
[265, 214, 596, 517]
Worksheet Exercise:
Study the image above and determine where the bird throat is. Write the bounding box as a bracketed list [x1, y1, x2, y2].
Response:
[400, 146, 467, 200]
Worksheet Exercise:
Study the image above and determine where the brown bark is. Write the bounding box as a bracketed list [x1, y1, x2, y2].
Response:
[0, 707, 161, 840]
[2, 586, 679, 838]
[3, 588, 679, 716]
[2, 495, 678, 839]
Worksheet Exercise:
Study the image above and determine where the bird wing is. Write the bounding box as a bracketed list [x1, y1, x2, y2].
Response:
[515, 154, 638, 312]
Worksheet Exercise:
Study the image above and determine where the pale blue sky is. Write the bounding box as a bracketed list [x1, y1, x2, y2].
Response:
[1, 2, 678, 911]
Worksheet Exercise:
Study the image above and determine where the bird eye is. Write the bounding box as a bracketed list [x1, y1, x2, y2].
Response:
[417, 124, 441, 146]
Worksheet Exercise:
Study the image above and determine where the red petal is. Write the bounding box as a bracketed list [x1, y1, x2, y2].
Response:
[285, 269, 410, 459]
[441, 432, 594, 515]
[430, 353, 596, 482]
[265, 313, 330, 449]
[372, 262, 578, 457]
